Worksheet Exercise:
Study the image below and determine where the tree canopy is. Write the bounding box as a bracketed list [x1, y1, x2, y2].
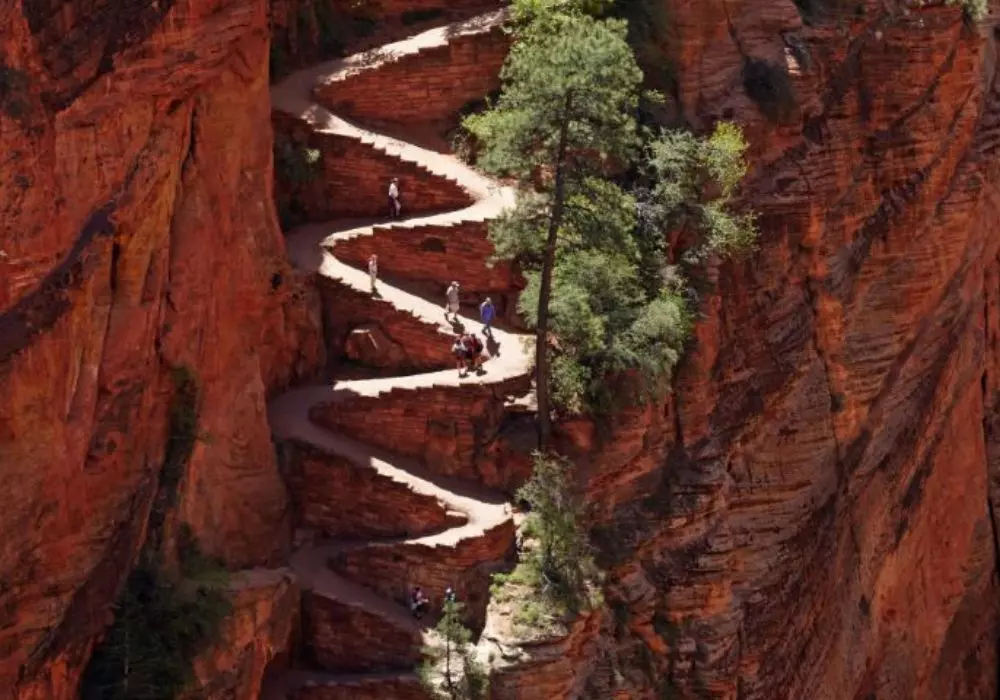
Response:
[466, 0, 757, 438]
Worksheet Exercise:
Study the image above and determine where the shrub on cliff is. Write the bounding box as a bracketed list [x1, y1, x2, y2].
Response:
[516, 452, 600, 609]
[80, 549, 231, 700]
[949, 0, 988, 22]
[420, 598, 489, 700]
[641, 121, 758, 267]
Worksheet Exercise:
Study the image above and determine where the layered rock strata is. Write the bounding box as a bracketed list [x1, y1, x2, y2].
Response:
[0, 0, 323, 697]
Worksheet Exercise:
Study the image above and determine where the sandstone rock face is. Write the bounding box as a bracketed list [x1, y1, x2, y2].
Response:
[312, 20, 510, 127]
[309, 372, 532, 488]
[484, 608, 609, 700]
[300, 592, 422, 672]
[280, 439, 464, 538]
[0, 0, 322, 696]
[186, 570, 300, 700]
[566, 2, 1000, 699]
[269, 0, 498, 79]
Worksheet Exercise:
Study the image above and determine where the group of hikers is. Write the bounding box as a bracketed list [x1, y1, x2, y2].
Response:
[446, 281, 496, 377]
[410, 585, 457, 619]
[364, 180, 501, 378]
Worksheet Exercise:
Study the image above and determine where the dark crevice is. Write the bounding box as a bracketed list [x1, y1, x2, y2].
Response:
[825, 78, 980, 307]
[182, 102, 198, 176]
[109, 242, 122, 294]
[802, 275, 844, 473]
[0, 203, 116, 365]
[986, 492, 1000, 580]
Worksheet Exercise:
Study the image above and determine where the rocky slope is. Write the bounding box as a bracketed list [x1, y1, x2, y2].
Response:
[0, 0, 321, 697]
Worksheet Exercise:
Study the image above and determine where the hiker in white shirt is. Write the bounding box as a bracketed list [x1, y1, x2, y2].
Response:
[368, 254, 378, 293]
[445, 281, 460, 322]
[388, 178, 400, 219]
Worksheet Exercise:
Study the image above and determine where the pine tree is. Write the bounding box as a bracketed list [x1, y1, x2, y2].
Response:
[421, 598, 488, 700]
[467, 0, 758, 434]
[465, 5, 645, 447]
[516, 452, 596, 606]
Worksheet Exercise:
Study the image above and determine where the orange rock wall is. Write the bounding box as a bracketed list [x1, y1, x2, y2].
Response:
[0, 0, 322, 696]
[319, 277, 457, 372]
[328, 520, 515, 628]
[562, 1, 1000, 699]
[269, 0, 497, 78]
[487, 610, 609, 700]
[300, 593, 422, 672]
[333, 221, 522, 306]
[186, 571, 300, 700]
[313, 26, 509, 125]
[309, 374, 532, 487]
[280, 439, 460, 538]
[273, 113, 473, 222]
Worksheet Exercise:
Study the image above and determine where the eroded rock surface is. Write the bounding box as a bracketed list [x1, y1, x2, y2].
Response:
[570, 1, 1000, 698]
[0, 0, 322, 696]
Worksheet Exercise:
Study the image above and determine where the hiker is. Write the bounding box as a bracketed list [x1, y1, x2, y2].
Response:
[445, 587, 457, 604]
[461, 333, 485, 375]
[452, 335, 468, 377]
[479, 297, 495, 336]
[445, 281, 461, 322]
[388, 178, 401, 219]
[469, 333, 485, 373]
[368, 254, 378, 293]
[411, 586, 429, 619]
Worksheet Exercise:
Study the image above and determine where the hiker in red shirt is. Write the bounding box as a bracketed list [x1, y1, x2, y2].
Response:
[462, 333, 485, 375]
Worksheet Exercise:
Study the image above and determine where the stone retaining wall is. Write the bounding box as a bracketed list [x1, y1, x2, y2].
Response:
[282, 439, 463, 538]
[314, 25, 509, 125]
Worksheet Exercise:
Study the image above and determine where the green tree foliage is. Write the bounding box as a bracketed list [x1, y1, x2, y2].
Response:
[516, 452, 599, 609]
[80, 553, 231, 700]
[421, 599, 488, 700]
[274, 135, 323, 230]
[643, 121, 758, 264]
[465, 6, 647, 441]
[467, 0, 757, 429]
[948, 0, 988, 22]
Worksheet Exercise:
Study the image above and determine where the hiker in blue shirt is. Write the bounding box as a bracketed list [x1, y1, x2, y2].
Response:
[479, 297, 495, 337]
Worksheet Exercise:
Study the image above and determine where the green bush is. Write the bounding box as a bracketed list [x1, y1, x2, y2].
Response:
[420, 599, 488, 700]
[278, 143, 322, 185]
[949, 0, 988, 22]
[515, 453, 600, 611]
[80, 554, 231, 700]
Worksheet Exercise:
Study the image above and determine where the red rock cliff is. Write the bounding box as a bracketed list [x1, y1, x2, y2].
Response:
[5, 0, 1000, 698]
[570, 1, 1000, 698]
[0, 0, 322, 697]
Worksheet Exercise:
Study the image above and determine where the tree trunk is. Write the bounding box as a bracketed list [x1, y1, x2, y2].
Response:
[536, 102, 572, 451]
